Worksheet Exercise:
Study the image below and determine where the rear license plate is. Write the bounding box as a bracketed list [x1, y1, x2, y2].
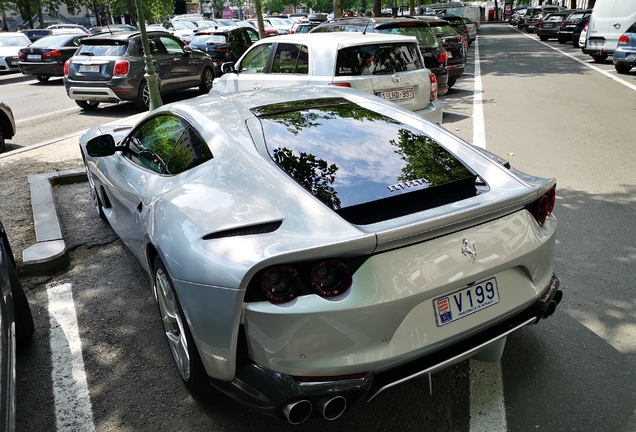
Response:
[589, 39, 604, 47]
[377, 88, 413, 101]
[79, 65, 100, 73]
[27, 54, 41, 61]
[9, 60, 18, 66]
[433, 277, 500, 327]
[544, 23, 553, 28]
[626, 53, 636, 60]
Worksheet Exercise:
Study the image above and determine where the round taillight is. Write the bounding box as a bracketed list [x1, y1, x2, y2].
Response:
[310, 260, 352, 297]
[262, 266, 300, 303]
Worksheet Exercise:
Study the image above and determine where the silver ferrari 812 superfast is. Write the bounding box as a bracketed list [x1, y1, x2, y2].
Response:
[80, 86, 562, 424]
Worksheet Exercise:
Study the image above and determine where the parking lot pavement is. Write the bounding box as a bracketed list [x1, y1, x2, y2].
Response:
[0, 112, 144, 278]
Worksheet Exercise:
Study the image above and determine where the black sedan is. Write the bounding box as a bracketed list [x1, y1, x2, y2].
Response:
[417, 16, 466, 88]
[0, 219, 35, 431]
[0, 103, 16, 153]
[187, 26, 259, 77]
[18, 33, 88, 82]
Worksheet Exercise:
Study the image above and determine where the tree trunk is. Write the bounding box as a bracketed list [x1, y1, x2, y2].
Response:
[334, 0, 343, 18]
[255, 0, 265, 38]
[373, 0, 381, 18]
[410, 0, 415, 16]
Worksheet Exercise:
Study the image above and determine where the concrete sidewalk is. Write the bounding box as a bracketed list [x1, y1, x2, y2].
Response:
[0, 113, 144, 274]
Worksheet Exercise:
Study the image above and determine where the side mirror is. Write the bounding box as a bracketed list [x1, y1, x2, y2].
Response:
[86, 134, 117, 157]
[183, 45, 193, 56]
[221, 62, 237, 74]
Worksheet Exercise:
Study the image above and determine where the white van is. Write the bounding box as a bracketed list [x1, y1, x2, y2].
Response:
[583, 0, 636, 62]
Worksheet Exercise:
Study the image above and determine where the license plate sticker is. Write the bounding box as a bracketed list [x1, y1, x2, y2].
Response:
[79, 65, 100, 73]
[27, 54, 41, 61]
[377, 88, 414, 101]
[433, 278, 500, 327]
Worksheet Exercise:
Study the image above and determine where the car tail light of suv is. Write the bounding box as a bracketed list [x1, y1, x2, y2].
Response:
[437, 50, 448, 64]
[429, 72, 438, 102]
[63, 60, 69, 75]
[113, 60, 130, 76]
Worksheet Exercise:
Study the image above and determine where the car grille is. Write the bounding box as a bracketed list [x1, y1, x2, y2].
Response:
[3, 56, 19, 68]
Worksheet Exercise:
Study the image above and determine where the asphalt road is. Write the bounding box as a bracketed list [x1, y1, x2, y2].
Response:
[5, 23, 636, 431]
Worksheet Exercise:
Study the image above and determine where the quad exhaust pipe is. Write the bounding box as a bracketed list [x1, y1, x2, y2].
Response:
[283, 396, 348, 424]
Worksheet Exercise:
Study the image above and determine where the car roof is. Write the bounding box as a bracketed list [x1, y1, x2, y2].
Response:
[252, 32, 418, 48]
[83, 30, 169, 41]
[194, 26, 244, 35]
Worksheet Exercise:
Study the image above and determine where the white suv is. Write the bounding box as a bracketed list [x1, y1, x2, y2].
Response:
[212, 32, 443, 124]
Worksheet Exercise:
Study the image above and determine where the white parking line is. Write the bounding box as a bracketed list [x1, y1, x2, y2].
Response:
[519, 30, 636, 92]
[47, 283, 96, 432]
[15, 107, 79, 125]
[469, 35, 508, 432]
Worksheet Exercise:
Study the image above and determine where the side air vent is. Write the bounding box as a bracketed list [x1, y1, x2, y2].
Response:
[202, 221, 283, 240]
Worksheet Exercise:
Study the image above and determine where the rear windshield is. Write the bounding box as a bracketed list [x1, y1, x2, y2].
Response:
[375, 25, 439, 48]
[254, 98, 477, 225]
[429, 23, 461, 37]
[77, 40, 128, 56]
[627, 21, 636, 33]
[567, 12, 586, 20]
[190, 34, 227, 45]
[335, 43, 423, 76]
[30, 35, 78, 47]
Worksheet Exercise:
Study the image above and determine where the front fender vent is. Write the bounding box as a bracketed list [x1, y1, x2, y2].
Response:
[202, 221, 283, 240]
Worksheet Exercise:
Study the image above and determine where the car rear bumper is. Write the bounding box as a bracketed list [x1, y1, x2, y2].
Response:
[19, 61, 64, 77]
[66, 86, 126, 103]
[413, 98, 443, 124]
[212, 278, 562, 423]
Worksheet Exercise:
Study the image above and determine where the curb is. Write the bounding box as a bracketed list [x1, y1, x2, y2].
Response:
[22, 168, 87, 274]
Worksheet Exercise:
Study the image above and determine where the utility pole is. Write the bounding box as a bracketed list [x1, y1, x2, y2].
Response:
[133, 0, 163, 111]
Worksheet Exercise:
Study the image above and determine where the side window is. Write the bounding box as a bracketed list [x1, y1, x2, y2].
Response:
[167, 127, 213, 174]
[246, 28, 259, 42]
[125, 115, 188, 174]
[159, 36, 184, 55]
[239, 43, 272, 73]
[271, 43, 309, 74]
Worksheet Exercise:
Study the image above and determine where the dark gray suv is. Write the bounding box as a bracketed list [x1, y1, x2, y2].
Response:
[63, 31, 216, 111]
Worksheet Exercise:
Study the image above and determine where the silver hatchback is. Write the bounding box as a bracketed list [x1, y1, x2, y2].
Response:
[212, 32, 443, 124]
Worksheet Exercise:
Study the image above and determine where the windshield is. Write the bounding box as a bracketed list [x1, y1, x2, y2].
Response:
[376, 26, 439, 48]
[0, 35, 30, 47]
[190, 34, 227, 44]
[171, 21, 197, 30]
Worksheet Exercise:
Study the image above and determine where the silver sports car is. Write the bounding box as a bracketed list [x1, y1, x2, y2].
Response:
[80, 86, 561, 424]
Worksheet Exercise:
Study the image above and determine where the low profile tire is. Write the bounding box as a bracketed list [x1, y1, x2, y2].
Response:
[447, 77, 457, 88]
[153, 256, 211, 394]
[36, 76, 50, 83]
[592, 54, 608, 63]
[539, 35, 548, 41]
[572, 39, 580, 48]
[199, 67, 215, 93]
[76, 100, 100, 111]
[615, 63, 632, 74]
[8, 263, 34, 348]
[558, 36, 567, 44]
[526, 29, 534, 34]
[134, 80, 150, 111]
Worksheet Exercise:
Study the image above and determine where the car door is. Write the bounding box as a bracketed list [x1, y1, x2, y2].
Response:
[146, 35, 179, 92]
[260, 42, 311, 89]
[223, 42, 273, 91]
[157, 34, 200, 89]
[100, 114, 189, 259]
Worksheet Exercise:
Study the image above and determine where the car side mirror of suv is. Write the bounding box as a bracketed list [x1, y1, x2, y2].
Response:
[183, 45, 193, 56]
[221, 62, 237, 74]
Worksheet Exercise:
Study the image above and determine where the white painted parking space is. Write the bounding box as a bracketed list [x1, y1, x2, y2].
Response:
[47, 282, 95, 432]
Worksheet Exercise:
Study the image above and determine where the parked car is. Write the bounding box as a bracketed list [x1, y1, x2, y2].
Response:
[18, 33, 87, 82]
[63, 31, 216, 111]
[163, 20, 198, 41]
[289, 21, 322, 34]
[213, 32, 442, 124]
[557, 9, 592, 45]
[19, 29, 53, 42]
[188, 26, 259, 77]
[460, 16, 478, 45]
[263, 17, 294, 35]
[536, 10, 577, 41]
[583, 0, 636, 63]
[0, 32, 31, 72]
[79, 84, 560, 424]
[0, 218, 35, 430]
[509, 8, 527, 26]
[89, 24, 137, 35]
[309, 17, 450, 96]
[436, 14, 470, 42]
[46, 24, 90, 35]
[0, 102, 16, 153]
[417, 15, 467, 88]
[246, 19, 279, 37]
[572, 14, 591, 48]
[613, 20, 636, 74]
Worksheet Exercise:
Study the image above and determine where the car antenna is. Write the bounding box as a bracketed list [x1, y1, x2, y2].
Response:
[106, 20, 113, 34]
[363, 18, 371, 34]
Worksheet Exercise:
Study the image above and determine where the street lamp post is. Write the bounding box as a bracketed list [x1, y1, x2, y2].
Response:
[133, 0, 163, 111]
